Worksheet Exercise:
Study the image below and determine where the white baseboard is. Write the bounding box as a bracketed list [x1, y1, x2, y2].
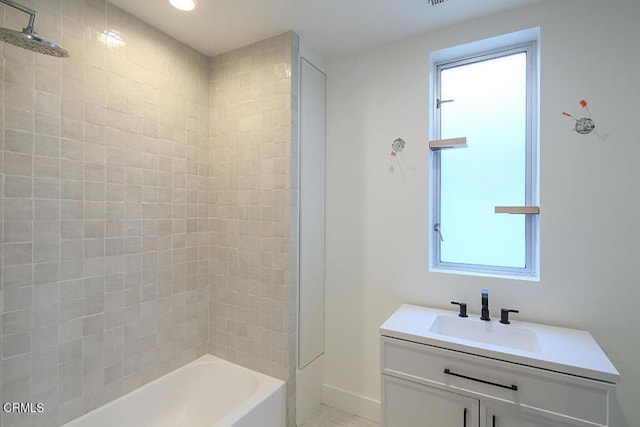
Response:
[321, 384, 381, 423]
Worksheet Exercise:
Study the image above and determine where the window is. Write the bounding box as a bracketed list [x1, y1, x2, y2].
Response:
[430, 39, 539, 279]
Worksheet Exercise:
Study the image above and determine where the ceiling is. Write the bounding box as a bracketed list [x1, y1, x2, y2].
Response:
[107, 0, 541, 59]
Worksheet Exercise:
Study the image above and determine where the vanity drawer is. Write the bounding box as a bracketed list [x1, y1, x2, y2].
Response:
[381, 337, 615, 426]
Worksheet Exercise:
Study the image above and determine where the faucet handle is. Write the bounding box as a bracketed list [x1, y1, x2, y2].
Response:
[500, 308, 520, 324]
[450, 301, 468, 318]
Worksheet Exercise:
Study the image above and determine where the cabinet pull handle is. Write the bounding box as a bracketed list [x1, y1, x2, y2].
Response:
[443, 368, 518, 391]
[492, 415, 496, 427]
[463, 407, 467, 427]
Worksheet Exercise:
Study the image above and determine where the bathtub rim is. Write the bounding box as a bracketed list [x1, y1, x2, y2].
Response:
[62, 353, 286, 427]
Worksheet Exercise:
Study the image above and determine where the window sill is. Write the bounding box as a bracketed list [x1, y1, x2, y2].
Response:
[430, 265, 540, 282]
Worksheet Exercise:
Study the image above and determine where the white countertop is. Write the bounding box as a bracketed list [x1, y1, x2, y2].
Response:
[380, 304, 620, 384]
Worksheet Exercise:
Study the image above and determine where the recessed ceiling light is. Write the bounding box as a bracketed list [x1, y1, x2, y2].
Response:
[169, 0, 197, 12]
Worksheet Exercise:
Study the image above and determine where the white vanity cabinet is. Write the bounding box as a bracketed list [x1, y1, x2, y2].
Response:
[383, 374, 479, 427]
[484, 404, 574, 427]
[380, 305, 619, 427]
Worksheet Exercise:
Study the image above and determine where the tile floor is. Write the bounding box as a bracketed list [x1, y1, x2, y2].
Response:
[301, 404, 380, 427]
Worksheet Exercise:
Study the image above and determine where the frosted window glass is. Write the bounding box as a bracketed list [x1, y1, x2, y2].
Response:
[439, 53, 527, 268]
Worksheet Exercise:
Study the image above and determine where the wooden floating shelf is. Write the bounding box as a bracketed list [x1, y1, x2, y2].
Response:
[495, 206, 540, 215]
[429, 137, 467, 150]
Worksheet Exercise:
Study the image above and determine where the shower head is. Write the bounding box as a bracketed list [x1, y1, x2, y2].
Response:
[0, 27, 68, 57]
[0, 0, 68, 57]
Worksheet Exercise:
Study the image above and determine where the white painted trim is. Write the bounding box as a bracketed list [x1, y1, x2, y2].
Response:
[322, 384, 381, 423]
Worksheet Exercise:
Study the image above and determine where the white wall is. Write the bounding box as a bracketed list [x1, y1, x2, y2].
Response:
[324, 0, 640, 425]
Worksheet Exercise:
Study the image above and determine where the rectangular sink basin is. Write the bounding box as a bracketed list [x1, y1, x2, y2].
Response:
[429, 315, 541, 352]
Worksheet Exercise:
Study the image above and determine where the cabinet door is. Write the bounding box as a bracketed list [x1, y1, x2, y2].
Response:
[485, 406, 576, 427]
[382, 375, 479, 427]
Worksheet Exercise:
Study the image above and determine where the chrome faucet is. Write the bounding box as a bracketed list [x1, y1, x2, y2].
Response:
[480, 289, 490, 321]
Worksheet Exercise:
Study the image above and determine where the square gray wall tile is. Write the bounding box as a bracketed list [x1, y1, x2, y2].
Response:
[1, 3, 298, 427]
[1, 1, 210, 425]
[209, 31, 299, 427]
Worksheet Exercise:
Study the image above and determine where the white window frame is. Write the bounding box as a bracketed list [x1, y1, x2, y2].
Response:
[430, 38, 539, 280]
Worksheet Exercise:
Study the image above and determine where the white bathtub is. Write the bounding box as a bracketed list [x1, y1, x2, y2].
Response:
[63, 354, 285, 427]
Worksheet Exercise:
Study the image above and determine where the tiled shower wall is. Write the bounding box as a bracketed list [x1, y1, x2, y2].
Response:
[0, 1, 211, 425]
[208, 32, 299, 425]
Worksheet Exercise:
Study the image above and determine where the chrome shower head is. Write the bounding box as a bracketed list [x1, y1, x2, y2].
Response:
[0, 0, 68, 57]
[0, 27, 68, 57]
